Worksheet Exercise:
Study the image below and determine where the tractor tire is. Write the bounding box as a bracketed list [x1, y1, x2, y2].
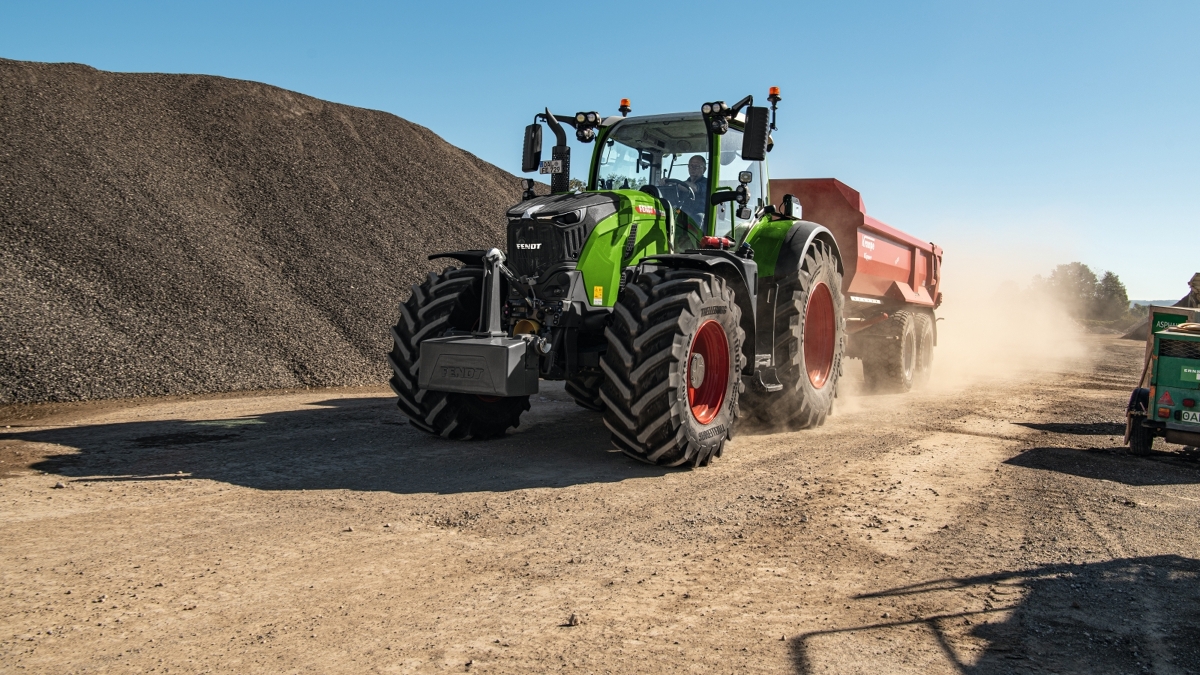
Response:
[913, 312, 935, 389]
[1127, 414, 1154, 456]
[387, 266, 530, 439]
[565, 372, 605, 411]
[862, 310, 917, 393]
[742, 240, 846, 429]
[599, 269, 745, 467]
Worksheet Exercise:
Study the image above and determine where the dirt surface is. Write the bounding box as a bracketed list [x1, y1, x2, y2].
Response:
[2, 336, 1199, 673]
[1, 58, 533, 404]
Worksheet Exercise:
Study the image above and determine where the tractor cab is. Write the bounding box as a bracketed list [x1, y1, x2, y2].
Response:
[521, 94, 777, 256]
[586, 113, 770, 251]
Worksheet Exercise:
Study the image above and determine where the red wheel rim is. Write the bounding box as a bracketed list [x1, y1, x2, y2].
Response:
[687, 319, 730, 424]
[804, 283, 836, 388]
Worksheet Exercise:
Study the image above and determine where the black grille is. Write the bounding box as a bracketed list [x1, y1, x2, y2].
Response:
[1161, 338, 1200, 360]
[505, 192, 620, 278]
[508, 219, 587, 278]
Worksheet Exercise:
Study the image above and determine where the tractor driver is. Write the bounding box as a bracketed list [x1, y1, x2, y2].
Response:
[684, 155, 708, 200]
[674, 154, 708, 248]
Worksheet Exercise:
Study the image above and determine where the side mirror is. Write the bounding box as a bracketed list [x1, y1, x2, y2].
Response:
[522, 123, 543, 173]
[742, 106, 770, 161]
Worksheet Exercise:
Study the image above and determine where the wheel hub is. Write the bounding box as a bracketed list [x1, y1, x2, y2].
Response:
[689, 353, 706, 388]
[803, 282, 836, 388]
[687, 320, 730, 425]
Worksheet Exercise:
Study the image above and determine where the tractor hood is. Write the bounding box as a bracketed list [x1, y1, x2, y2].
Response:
[505, 192, 620, 278]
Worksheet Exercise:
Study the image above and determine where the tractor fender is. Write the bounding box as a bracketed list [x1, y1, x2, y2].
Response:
[772, 220, 844, 281]
[639, 252, 758, 376]
[428, 250, 487, 267]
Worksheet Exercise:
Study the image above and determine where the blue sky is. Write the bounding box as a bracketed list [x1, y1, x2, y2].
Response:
[2, 0, 1196, 299]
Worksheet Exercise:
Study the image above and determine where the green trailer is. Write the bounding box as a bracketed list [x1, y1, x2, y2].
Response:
[1126, 305, 1200, 454]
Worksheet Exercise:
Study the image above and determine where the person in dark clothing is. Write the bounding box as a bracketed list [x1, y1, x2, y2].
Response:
[668, 155, 708, 249]
[684, 155, 708, 198]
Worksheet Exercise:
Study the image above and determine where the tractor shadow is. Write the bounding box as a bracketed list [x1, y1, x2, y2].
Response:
[7, 388, 668, 493]
[1003, 446, 1200, 486]
[789, 555, 1200, 673]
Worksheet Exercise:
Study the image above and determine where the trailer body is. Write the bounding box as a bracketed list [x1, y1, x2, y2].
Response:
[770, 178, 942, 310]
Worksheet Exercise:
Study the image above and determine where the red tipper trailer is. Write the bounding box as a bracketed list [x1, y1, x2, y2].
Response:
[771, 178, 944, 389]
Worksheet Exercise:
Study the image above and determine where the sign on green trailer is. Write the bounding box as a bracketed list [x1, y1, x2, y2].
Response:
[1152, 311, 1188, 333]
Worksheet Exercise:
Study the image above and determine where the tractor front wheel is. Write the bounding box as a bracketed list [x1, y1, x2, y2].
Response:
[387, 266, 529, 439]
[599, 269, 744, 467]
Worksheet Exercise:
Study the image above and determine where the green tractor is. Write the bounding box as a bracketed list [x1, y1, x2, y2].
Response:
[388, 90, 847, 467]
[1126, 306, 1200, 454]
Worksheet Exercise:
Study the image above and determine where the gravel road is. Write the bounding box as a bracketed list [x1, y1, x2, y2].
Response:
[2, 336, 1198, 673]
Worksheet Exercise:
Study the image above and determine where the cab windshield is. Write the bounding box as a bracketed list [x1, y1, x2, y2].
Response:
[593, 116, 710, 245]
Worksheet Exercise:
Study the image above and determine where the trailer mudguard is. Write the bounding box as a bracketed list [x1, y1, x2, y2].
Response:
[639, 252, 758, 376]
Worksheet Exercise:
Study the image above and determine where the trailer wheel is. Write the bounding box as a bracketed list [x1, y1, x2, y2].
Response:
[743, 240, 846, 429]
[565, 372, 605, 411]
[1127, 414, 1154, 455]
[387, 266, 530, 439]
[1125, 388, 1154, 455]
[863, 311, 917, 393]
[599, 269, 744, 467]
[913, 312, 935, 388]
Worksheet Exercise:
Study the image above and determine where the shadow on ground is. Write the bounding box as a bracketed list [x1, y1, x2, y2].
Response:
[1016, 422, 1126, 436]
[8, 394, 669, 493]
[790, 555, 1200, 673]
[1003, 446, 1200, 486]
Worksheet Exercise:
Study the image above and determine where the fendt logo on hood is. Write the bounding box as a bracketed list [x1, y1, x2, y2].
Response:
[515, 242, 543, 250]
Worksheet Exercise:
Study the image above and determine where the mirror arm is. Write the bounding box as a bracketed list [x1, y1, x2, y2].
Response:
[542, 109, 568, 146]
[729, 94, 754, 117]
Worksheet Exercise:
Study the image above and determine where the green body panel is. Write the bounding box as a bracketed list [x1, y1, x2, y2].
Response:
[575, 189, 670, 307]
[1152, 333, 1200, 392]
[743, 216, 794, 277]
[1149, 329, 1200, 430]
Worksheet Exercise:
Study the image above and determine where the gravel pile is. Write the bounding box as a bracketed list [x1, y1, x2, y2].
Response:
[1, 58, 531, 403]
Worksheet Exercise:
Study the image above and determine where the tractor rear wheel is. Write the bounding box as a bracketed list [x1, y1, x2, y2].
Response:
[565, 372, 605, 411]
[387, 266, 530, 439]
[600, 269, 744, 467]
[743, 240, 846, 429]
[913, 312, 935, 388]
[863, 310, 917, 393]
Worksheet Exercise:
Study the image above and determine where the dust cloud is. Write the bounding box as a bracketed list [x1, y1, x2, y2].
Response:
[928, 252, 1088, 391]
[835, 250, 1089, 411]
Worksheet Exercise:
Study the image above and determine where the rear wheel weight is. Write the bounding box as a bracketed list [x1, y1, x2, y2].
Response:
[600, 269, 745, 467]
[386, 266, 530, 439]
[742, 240, 846, 430]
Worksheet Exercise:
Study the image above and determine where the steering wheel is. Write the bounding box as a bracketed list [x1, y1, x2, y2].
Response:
[658, 178, 696, 203]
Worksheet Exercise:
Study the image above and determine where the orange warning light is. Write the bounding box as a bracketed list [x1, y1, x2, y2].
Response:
[620, 98, 630, 106]
[618, 98, 632, 117]
[769, 86, 780, 96]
